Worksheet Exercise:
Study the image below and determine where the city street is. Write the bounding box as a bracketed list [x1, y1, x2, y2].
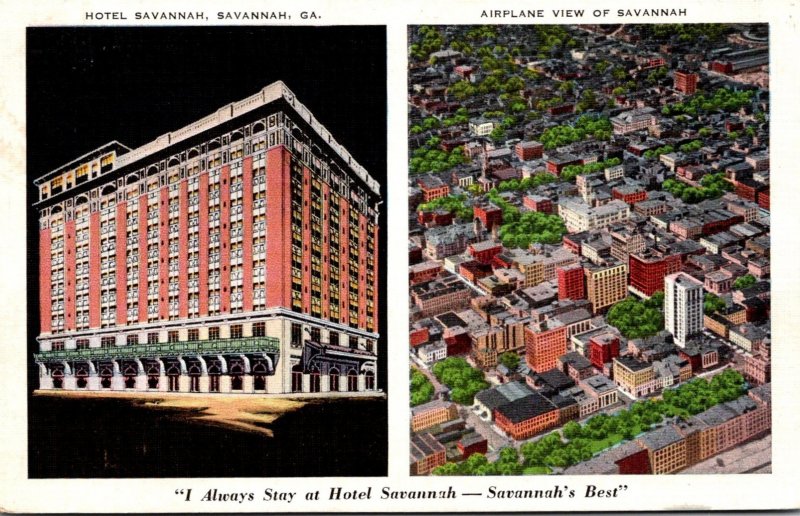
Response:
[461, 406, 514, 452]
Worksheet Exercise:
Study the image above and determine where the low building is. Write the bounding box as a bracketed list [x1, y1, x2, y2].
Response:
[457, 432, 488, 459]
[494, 390, 560, 440]
[468, 240, 503, 264]
[417, 175, 450, 202]
[473, 203, 503, 232]
[469, 117, 494, 137]
[523, 194, 553, 214]
[612, 185, 648, 206]
[638, 425, 688, 474]
[581, 374, 620, 411]
[563, 440, 650, 475]
[418, 341, 447, 365]
[425, 223, 478, 259]
[558, 199, 631, 233]
[611, 107, 657, 135]
[412, 282, 472, 319]
[588, 332, 621, 370]
[703, 313, 730, 339]
[409, 261, 443, 285]
[613, 356, 656, 398]
[728, 323, 767, 353]
[410, 432, 446, 475]
[411, 399, 459, 432]
[558, 351, 594, 382]
[516, 140, 544, 161]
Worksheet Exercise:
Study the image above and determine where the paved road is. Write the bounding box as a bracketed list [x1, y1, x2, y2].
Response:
[681, 433, 771, 474]
[410, 354, 446, 394]
[461, 405, 514, 452]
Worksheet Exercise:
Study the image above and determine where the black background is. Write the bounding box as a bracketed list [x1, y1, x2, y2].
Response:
[26, 26, 388, 477]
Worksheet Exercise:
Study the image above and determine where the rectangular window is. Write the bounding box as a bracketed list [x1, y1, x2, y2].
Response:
[291, 323, 302, 348]
[101, 337, 115, 348]
[230, 325, 243, 339]
[147, 332, 159, 344]
[188, 329, 199, 342]
[253, 322, 265, 337]
[52, 341, 65, 351]
[311, 327, 321, 343]
[208, 326, 220, 340]
[76, 339, 89, 349]
[168, 331, 179, 343]
[349, 336, 358, 350]
[329, 331, 339, 347]
[126, 335, 138, 346]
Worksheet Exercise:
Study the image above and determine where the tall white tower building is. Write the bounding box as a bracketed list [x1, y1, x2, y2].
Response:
[664, 272, 704, 347]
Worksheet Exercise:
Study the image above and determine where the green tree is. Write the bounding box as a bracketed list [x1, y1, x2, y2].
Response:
[431, 357, 489, 405]
[498, 352, 520, 371]
[644, 291, 664, 310]
[607, 297, 664, 339]
[733, 274, 757, 290]
[489, 126, 507, 143]
[562, 420, 583, 440]
[704, 293, 727, 315]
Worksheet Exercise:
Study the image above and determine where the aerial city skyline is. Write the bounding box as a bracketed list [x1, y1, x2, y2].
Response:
[408, 24, 770, 475]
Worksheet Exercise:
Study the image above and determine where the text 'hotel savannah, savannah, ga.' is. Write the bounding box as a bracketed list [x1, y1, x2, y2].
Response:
[33, 81, 381, 395]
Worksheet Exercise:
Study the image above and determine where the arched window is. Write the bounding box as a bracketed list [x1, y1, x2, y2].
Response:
[347, 370, 358, 392]
[365, 371, 375, 391]
[329, 367, 340, 392]
[166, 363, 181, 392]
[310, 367, 321, 393]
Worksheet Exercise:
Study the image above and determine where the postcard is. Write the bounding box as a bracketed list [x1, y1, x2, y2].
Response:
[0, 0, 798, 512]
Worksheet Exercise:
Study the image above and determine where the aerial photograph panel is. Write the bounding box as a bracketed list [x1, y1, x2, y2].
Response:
[408, 24, 770, 476]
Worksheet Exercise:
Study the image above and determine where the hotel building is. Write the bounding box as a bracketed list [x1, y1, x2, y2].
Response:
[33, 81, 381, 395]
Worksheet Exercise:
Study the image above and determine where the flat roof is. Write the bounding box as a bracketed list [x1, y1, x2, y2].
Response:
[35, 81, 380, 195]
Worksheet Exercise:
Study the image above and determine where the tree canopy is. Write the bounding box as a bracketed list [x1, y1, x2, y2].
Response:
[733, 274, 757, 290]
[410, 368, 435, 407]
[607, 297, 664, 339]
[661, 173, 732, 204]
[704, 293, 727, 315]
[431, 357, 489, 405]
[417, 194, 472, 220]
[497, 211, 567, 249]
[538, 115, 612, 150]
[498, 352, 521, 371]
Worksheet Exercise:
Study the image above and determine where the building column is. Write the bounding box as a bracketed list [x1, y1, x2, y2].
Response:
[178, 375, 190, 393]
[243, 375, 254, 393]
[219, 375, 232, 393]
[302, 373, 310, 393]
[39, 369, 54, 390]
[339, 375, 347, 392]
[135, 374, 148, 391]
[110, 375, 125, 391]
[358, 374, 365, 392]
[110, 361, 124, 390]
[321, 374, 330, 393]
[198, 375, 210, 393]
[87, 376, 100, 390]
[63, 376, 77, 390]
